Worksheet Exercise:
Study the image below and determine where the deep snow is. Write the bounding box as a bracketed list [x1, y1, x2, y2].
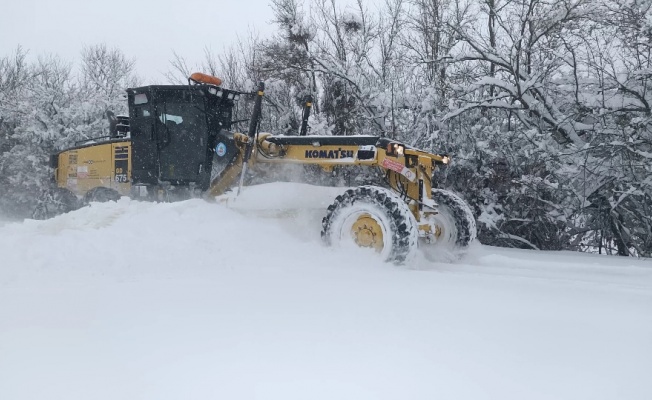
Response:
[1, 183, 651, 400]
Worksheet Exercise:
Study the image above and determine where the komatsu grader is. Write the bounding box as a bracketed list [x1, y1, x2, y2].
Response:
[35, 73, 476, 263]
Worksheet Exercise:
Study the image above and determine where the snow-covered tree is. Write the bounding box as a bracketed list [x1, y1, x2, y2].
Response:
[0, 45, 137, 218]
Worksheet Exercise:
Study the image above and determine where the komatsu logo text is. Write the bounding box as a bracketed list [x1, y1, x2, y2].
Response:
[305, 149, 354, 159]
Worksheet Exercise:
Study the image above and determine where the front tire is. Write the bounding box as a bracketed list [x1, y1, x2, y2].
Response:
[321, 186, 419, 264]
[427, 189, 477, 252]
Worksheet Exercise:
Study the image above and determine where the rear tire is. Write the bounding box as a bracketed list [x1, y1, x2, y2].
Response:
[83, 186, 121, 203]
[32, 187, 81, 220]
[321, 185, 419, 264]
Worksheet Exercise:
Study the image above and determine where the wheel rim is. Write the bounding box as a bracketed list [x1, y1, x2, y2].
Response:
[431, 206, 458, 246]
[350, 213, 384, 251]
[336, 209, 390, 256]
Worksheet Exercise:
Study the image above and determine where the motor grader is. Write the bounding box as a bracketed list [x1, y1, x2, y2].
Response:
[36, 73, 476, 263]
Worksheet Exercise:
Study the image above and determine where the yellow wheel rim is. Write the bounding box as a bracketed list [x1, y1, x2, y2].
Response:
[434, 224, 443, 239]
[350, 214, 384, 252]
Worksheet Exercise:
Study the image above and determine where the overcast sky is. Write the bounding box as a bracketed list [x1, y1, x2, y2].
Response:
[0, 0, 278, 84]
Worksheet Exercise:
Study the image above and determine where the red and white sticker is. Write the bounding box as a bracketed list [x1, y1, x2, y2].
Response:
[382, 158, 416, 182]
[77, 165, 89, 178]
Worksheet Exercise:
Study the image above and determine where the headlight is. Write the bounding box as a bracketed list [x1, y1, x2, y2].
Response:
[386, 142, 405, 157]
[442, 155, 450, 164]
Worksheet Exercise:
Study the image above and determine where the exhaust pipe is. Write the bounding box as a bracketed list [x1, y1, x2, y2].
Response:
[237, 81, 265, 195]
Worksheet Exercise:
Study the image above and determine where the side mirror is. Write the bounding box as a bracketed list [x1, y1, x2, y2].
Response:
[106, 110, 118, 138]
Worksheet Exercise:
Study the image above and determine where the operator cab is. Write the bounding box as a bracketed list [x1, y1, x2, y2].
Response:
[127, 76, 241, 194]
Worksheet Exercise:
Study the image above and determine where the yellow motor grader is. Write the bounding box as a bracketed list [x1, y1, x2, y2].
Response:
[36, 73, 476, 263]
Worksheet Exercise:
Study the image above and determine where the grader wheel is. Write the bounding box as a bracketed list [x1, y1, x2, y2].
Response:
[423, 189, 477, 259]
[32, 187, 81, 220]
[321, 185, 418, 264]
[83, 186, 121, 203]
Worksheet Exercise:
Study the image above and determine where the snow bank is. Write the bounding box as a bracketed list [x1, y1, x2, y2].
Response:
[1, 183, 651, 400]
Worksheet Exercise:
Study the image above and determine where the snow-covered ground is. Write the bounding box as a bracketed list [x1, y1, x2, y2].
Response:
[0, 214, 20, 228]
[1, 182, 651, 400]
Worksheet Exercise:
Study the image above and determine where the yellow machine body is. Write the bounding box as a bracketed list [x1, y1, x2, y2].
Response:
[208, 132, 449, 226]
[53, 140, 132, 197]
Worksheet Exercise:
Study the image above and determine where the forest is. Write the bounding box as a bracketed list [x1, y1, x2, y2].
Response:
[1, 0, 651, 257]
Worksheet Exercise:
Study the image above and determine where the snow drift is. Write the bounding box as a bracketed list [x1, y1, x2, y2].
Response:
[1, 183, 651, 400]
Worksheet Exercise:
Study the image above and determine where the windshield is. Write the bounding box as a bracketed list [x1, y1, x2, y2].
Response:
[158, 102, 204, 133]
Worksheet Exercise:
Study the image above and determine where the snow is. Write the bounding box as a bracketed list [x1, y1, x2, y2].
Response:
[1, 182, 651, 400]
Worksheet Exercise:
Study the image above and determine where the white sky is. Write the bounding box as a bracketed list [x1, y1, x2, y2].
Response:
[0, 0, 278, 84]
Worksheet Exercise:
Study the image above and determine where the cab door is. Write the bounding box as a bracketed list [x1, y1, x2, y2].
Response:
[128, 90, 158, 185]
[155, 93, 211, 186]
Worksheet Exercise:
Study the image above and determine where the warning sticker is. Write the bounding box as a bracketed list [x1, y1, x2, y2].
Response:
[382, 158, 404, 173]
[382, 158, 416, 182]
[77, 165, 89, 178]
